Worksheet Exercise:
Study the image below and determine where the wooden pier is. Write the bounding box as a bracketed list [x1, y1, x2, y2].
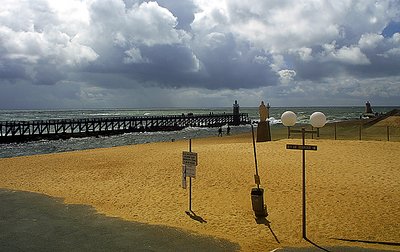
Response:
[0, 113, 250, 143]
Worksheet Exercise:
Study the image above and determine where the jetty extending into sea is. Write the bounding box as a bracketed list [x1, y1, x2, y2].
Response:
[0, 104, 250, 143]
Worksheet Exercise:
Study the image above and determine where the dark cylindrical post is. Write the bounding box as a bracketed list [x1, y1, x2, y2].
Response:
[301, 128, 306, 239]
[288, 126, 291, 139]
[387, 126, 390, 141]
[311, 126, 314, 139]
[359, 124, 362, 140]
[251, 125, 260, 189]
[334, 123, 337, 140]
[189, 139, 192, 212]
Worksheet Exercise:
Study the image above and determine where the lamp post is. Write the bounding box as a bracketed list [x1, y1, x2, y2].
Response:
[281, 111, 326, 240]
[281, 111, 297, 138]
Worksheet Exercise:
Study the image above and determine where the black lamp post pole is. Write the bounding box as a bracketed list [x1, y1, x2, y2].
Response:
[301, 128, 306, 239]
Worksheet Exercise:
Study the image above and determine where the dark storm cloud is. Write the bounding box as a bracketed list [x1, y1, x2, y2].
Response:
[0, 0, 400, 108]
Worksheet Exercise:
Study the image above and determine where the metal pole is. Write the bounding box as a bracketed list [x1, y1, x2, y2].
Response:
[334, 123, 337, 140]
[302, 127, 307, 239]
[311, 126, 314, 139]
[288, 126, 291, 139]
[251, 125, 260, 189]
[359, 124, 362, 140]
[189, 139, 192, 212]
[387, 126, 390, 141]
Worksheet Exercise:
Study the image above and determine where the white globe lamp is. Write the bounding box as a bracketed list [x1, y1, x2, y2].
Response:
[310, 112, 326, 128]
[281, 111, 297, 138]
[310, 112, 326, 137]
[281, 111, 297, 127]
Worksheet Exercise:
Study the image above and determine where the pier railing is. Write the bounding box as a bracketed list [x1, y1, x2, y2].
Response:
[0, 113, 250, 143]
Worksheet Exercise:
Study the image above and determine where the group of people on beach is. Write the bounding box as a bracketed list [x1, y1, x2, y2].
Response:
[218, 125, 231, 137]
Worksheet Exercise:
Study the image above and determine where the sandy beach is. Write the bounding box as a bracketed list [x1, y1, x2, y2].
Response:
[1, 130, 399, 251]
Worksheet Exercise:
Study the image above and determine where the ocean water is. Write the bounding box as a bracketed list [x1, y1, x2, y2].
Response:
[0, 106, 397, 158]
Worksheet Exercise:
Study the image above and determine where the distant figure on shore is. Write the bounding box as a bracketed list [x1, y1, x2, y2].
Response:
[227, 125, 231, 135]
[259, 101, 269, 122]
[218, 127, 223, 137]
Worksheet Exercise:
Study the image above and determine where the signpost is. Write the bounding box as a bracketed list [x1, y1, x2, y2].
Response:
[282, 111, 326, 240]
[286, 144, 317, 151]
[286, 128, 317, 239]
[181, 165, 187, 189]
[182, 139, 198, 213]
[183, 151, 198, 166]
[185, 165, 196, 178]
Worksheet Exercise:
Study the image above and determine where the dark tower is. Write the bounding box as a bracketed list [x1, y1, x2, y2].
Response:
[365, 101, 373, 114]
[233, 100, 240, 125]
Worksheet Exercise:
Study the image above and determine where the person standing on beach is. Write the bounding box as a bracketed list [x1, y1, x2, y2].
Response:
[227, 125, 231, 135]
[218, 127, 223, 137]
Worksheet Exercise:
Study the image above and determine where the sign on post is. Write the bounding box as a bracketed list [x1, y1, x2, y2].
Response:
[182, 144, 198, 213]
[182, 151, 198, 166]
[182, 151, 198, 179]
[181, 165, 187, 189]
[286, 144, 317, 151]
[185, 165, 196, 178]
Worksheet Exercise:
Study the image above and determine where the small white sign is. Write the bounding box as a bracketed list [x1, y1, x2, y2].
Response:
[182, 151, 198, 166]
[185, 165, 197, 178]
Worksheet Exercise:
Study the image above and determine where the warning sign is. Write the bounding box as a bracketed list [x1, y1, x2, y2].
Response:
[185, 165, 196, 178]
[182, 151, 198, 166]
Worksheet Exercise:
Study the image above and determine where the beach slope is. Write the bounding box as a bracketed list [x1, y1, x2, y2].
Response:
[0, 135, 399, 251]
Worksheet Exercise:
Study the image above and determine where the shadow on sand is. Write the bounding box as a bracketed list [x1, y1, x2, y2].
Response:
[0, 189, 239, 252]
[185, 210, 207, 223]
[255, 216, 281, 244]
[304, 237, 331, 252]
[331, 238, 400, 247]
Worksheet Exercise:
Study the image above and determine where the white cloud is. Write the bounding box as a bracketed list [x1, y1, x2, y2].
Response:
[359, 33, 384, 49]
[269, 55, 285, 72]
[321, 42, 370, 65]
[278, 69, 297, 85]
[334, 46, 371, 65]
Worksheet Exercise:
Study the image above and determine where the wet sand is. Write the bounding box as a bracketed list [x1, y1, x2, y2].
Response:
[0, 130, 400, 251]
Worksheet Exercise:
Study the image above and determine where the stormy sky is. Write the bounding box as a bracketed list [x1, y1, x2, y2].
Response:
[1, 0, 400, 109]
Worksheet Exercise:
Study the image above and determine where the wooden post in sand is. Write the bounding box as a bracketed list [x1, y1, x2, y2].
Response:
[387, 126, 390, 141]
[334, 123, 337, 140]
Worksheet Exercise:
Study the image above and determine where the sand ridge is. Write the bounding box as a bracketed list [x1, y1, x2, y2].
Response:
[1, 135, 400, 251]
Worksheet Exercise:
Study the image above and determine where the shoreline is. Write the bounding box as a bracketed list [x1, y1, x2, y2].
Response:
[1, 130, 400, 251]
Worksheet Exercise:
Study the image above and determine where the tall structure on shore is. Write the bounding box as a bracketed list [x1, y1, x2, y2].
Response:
[257, 101, 271, 142]
[233, 100, 240, 125]
[363, 101, 376, 118]
[365, 101, 373, 114]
